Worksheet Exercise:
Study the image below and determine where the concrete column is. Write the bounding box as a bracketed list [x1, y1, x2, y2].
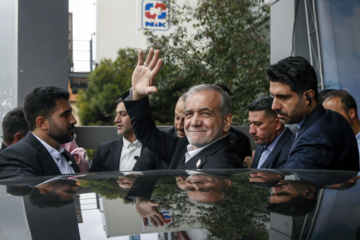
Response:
[0, 0, 69, 137]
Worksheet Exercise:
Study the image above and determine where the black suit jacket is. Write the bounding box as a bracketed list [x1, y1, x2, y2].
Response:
[251, 127, 294, 169]
[228, 127, 252, 162]
[286, 105, 359, 170]
[90, 138, 123, 172]
[132, 128, 173, 171]
[122, 92, 241, 169]
[0, 132, 79, 179]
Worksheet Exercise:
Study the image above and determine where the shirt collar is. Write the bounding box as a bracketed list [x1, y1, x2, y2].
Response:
[297, 117, 306, 130]
[186, 135, 226, 153]
[356, 132, 360, 140]
[122, 136, 141, 148]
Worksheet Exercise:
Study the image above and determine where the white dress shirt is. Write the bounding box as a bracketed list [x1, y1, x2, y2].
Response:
[185, 136, 226, 163]
[119, 137, 142, 171]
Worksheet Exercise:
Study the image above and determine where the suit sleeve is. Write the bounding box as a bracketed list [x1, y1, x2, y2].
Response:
[122, 92, 178, 165]
[286, 130, 336, 169]
[89, 145, 104, 172]
[132, 148, 157, 171]
[0, 147, 38, 179]
[229, 128, 252, 161]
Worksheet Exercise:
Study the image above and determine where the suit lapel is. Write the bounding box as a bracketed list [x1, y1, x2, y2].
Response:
[182, 136, 230, 169]
[61, 150, 80, 173]
[251, 145, 263, 168]
[293, 105, 325, 144]
[26, 133, 62, 175]
[110, 138, 123, 170]
[259, 128, 294, 168]
[183, 156, 207, 169]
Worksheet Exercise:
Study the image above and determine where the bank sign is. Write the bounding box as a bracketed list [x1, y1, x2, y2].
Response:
[142, 0, 170, 31]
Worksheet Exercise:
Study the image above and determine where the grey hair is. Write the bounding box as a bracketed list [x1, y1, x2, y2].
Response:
[184, 84, 232, 116]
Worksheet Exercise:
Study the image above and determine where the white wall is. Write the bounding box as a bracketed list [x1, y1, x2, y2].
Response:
[96, 0, 198, 62]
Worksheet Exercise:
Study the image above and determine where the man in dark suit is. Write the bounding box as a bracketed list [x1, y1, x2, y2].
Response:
[244, 96, 294, 169]
[1, 107, 29, 151]
[123, 49, 240, 169]
[0, 86, 80, 179]
[90, 98, 143, 172]
[267, 56, 359, 170]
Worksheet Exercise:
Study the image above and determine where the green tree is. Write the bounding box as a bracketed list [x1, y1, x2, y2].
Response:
[77, 48, 136, 126]
[77, 48, 187, 125]
[144, 0, 270, 124]
[78, 0, 270, 126]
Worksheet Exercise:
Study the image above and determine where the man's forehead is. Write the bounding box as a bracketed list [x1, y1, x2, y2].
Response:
[185, 90, 220, 109]
[269, 81, 294, 94]
[323, 96, 342, 106]
[249, 110, 266, 118]
[55, 99, 72, 111]
[116, 102, 127, 111]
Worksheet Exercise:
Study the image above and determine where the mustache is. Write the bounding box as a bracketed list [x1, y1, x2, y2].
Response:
[187, 128, 207, 131]
[275, 110, 287, 116]
[68, 125, 75, 131]
[252, 134, 263, 140]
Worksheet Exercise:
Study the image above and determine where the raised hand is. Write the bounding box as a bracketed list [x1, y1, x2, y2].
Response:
[132, 48, 163, 100]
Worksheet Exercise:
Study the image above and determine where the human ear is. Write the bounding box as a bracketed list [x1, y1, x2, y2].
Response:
[274, 118, 282, 130]
[305, 90, 315, 104]
[223, 114, 232, 133]
[348, 108, 357, 119]
[36, 116, 48, 130]
[13, 133, 25, 143]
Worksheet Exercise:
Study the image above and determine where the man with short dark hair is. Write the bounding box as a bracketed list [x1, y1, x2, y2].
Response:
[124, 49, 240, 169]
[267, 56, 359, 170]
[0, 86, 80, 179]
[1, 107, 29, 151]
[322, 90, 360, 164]
[90, 98, 143, 171]
[245, 96, 294, 168]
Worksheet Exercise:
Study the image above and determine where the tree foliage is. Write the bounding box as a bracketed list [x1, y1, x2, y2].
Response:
[77, 48, 136, 126]
[77, 0, 270, 125]
[144, 0, 270, 124]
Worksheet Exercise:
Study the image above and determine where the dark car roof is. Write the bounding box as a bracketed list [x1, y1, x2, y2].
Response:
[0, 169, 359, 240]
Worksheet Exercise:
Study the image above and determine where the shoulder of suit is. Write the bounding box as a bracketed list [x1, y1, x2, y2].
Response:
[100, 138, 122, 146]
[229, 128, 250, 141]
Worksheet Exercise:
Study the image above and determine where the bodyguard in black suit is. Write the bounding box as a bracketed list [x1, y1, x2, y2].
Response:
[124, 49, 240, 169]
[267, 56, 359, 170]
[245, 96, 294, 169]
[0, 86, 80, 179]
[90, 98, 143, 172]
